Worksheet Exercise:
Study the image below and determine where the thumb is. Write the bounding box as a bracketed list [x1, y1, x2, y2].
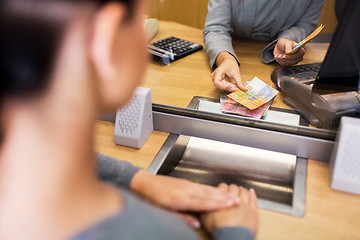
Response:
[285, 41, 297, 54]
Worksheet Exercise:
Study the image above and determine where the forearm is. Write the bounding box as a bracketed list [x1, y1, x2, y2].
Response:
[278, 0, 326, 42]
[203, 0, 238, 69]
[97, 153, 141, 189]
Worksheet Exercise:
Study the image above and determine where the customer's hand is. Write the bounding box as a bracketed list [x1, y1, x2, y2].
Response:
[130, 170, 241, 228]
[130, 170, 240, 211]
[211, 52, 247, 92]
[274, 38, 306, 66]
[201, 183, 259, 234]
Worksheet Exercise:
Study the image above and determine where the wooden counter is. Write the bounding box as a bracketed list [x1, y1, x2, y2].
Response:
[95, 22, 360, 240]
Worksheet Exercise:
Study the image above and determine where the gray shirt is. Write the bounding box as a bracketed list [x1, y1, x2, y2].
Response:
[97, 153, 140, 189]
[203, 0, 326, 68]
[91, 153, 255, 240]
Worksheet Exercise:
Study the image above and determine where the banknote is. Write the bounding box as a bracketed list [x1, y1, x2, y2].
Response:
[227, 77, 278, 110]
[220, 93, 271, 119]
[286, 24, 324, 55]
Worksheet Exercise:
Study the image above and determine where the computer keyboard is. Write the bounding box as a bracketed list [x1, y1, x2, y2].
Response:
[288, 63, 322, 74]
[271, 62, 322, 89]
[148, 36, 203, 63]
[282, 63, 322, 83]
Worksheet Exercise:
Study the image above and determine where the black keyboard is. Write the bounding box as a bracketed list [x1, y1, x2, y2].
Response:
[287, 63, 322, 74]
[271, 62, 322, 89]
[148, 36, 203, 63]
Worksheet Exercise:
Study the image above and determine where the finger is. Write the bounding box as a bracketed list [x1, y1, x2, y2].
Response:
[180, 193, 237, 211]
[218, 183, 239, 200]
[276, 56, 298, 67]
[173, 212, 201, 229]
[273, 46, 282, 56]
[249, 188, 258, 209]
[282, 50, 305, 61]
[193, 184, 240, 201]
[239, 187, 250, 204]
[274, 56, 288, 66]
[284, 48, 305, 65]
[212, 68, 241, 92]
[225, 82, 241, 92]
[200, 184, 241, 206]
[211, 69, 225, 84]
[231, 71, 247, 91]
[214, 80, 240, 92]
[177, 185, 239, 211]
[218, 183, 229, 192]
[285, 40, 296, 54]
[212, 71, 239, 92]
[225, 82, 240, 92]
[282, 56, 303, 66]
[171, 182, 243, 211]
[229, 184, 240, 197]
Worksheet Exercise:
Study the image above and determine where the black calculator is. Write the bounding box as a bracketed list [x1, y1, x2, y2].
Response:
[148, 36, 203, 63]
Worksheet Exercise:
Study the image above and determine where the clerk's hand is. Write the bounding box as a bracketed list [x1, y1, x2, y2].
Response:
[201, 183, 259, 234]
[274, 38, 306, 66]
[211, 52, 247, 92]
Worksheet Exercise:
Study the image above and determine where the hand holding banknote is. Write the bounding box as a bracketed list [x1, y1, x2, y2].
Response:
[273, 38, 306, 66]
[274, 24, 324, 66]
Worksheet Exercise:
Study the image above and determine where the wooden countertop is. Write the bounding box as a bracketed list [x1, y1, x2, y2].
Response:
[95, 22, 360, 240]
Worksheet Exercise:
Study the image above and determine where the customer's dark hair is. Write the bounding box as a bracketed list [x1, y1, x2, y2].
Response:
[0, 0, 136, 142]
[0, 0, 135, 98]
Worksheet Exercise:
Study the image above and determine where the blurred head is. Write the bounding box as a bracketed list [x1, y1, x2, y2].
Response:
[0, 0, 148, 140]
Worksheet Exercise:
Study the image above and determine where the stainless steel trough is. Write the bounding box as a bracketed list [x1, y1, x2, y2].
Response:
[148, 134, 307, 217]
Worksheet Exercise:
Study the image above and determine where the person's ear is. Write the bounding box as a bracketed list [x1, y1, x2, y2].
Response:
[90, 2, 135, 111]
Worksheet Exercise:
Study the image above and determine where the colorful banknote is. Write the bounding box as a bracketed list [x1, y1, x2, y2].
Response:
[221, 92, 271, 119]
[286, 24, 324, 55]
[227, 77, 278, 110]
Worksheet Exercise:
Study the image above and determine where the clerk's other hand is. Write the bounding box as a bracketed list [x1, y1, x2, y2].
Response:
[211, 52, 247, 92]
[201, 183, 259, 234]
[130, 170, 241, 212]
[274, 38, 306, 66]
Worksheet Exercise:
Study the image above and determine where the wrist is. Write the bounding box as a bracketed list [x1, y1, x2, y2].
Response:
[216, 51, 237, 66]
[129, 169, 153, 196]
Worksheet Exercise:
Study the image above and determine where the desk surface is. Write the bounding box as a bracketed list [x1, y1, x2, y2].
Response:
[95, 22, 360, 240]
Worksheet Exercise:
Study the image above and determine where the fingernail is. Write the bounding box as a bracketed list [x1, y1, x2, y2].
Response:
[190, 220, 200, 229]
[227, 193, 237, 198]
[224, 199, 234, 207]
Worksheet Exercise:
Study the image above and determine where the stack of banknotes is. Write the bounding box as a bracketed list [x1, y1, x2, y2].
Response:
[221, 77, 278, 119]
